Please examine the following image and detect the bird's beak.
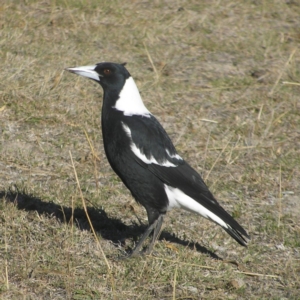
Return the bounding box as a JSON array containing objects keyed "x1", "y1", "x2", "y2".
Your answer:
[{"x1": 65, "y1": 65, "x2": 100, "y2": 81}]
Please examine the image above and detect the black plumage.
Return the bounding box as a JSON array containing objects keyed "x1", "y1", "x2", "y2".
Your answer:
[{"x1": 66, "y1": 62, "x2": 250, "y2": 256}]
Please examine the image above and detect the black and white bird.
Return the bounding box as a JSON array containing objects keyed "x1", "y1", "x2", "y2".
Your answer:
[{"x1": 66, "y1": 62, "x2": 250, "y2": 256}]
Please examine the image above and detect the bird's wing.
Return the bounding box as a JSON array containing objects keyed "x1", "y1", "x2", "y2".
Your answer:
[
  {"x1": 122, "y1": 115, "x2": 250, "y2": 245},
  {"x1": 122, "y1": 115, "x2": 215, "y2": 201},
  {"x1": 121, "y1": 115, "x2": 183, "y2": 168}
]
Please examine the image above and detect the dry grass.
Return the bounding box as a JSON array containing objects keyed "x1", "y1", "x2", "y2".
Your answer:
[{"x1": 1, "y1": 0, "x2": 300, "y2": 299}]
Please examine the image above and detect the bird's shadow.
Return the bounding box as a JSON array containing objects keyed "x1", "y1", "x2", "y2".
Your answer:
[{"x1": 0, "y1": 188, "x2": 221, "y2": 260}]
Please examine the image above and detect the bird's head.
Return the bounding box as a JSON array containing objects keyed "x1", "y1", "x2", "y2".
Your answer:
[
  {"x1": 66, "y1": 61, "x2": 150, "y2": 116},
  {"x1": 66, "y1": 62, "x2": 129, "y2": 90}
]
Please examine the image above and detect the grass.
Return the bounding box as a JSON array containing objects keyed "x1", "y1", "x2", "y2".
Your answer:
[{"x1": 1, "y1": 0, "x2": 300, "y2": 299}]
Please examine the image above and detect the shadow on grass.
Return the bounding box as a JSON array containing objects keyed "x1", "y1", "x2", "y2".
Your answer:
[{"x1": 0, "y1": 188, "x2": 220, "y2": 260}]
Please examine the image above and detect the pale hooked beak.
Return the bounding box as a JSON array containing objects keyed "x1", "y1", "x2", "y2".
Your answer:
[{"x1": 65, "y1": 65, "x2": 100, "y2": 81}]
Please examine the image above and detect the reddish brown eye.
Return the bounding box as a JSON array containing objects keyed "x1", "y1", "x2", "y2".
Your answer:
[{"x1": 103, "y1": 69, "x2": 111, "y2": 75}]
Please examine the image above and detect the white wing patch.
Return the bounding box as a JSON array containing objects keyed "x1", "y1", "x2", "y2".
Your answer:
[
  {"x1": 122, "y1": 123, "x2": 178, "y2": 167},
  {"x1": 166, "y1": 149, "x2": 182, "y2": 161},
  {"x1": 164, "y1": 184, "x2": 228, "y2": 229},
  {"x1": 114, "y1": 77, "x2": 151, "y2": 117}
]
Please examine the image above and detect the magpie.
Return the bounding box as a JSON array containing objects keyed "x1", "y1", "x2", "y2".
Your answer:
[{"x1": 66, "y1": 62, "x2": 250, "y2": 256}]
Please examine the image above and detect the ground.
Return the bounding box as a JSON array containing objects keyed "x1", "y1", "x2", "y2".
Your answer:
[{"x1": 0, "y1": 0, "x2": 300, "y2": 299}]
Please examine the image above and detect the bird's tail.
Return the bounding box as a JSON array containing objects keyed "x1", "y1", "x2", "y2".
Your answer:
[
  {"x1": 206, "y1": 201, "x2": 250, "y2": 246},
  {"x1": 221, "y1": 221, "x2": 250, "y2": 246}
]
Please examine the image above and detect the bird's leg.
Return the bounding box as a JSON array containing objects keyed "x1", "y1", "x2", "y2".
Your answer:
[
  {"x1": 129, "y1": 213, "x2": 164, "y2": 257},
  {"x1": 128, "y1": 220, "x2": 157, "y2": 257},
  {"x1": 145, "y1": 214, "x2": 164, "y2": 255}
]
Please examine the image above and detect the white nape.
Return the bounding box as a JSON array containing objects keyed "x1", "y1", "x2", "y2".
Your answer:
[
  {"x1": 114, "y1": 77, "x2": 151, "y2": 116},
  {"x1": 164, "y1": 184, "x2": 229, "y2": 228},
  {"x1": 122, "y1": 123, "x2": 178, "y2": 167},
  {"x1": 66, "y1": 65, "x2": 100, "y2": 81}
]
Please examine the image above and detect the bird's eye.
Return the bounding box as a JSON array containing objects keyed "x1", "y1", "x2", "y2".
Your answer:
[{"x1": 103, "y1": 69, "x2": 112, "y2": 75}]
